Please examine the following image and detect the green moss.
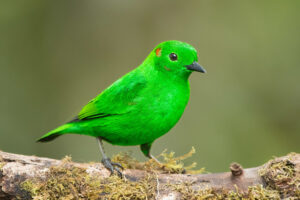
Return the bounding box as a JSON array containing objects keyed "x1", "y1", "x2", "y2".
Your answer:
[
  {"x1": 21, "y1": 164, "x2": 159, "y2": 200},
  {"x1": 100, "y1": 174, "x2": 157, "y2": 199},
  {"x1": 0, "y1": 163, "x2": 5, "y2": 170},
  {"x1": 259, "y1": 153, "x2": 300, "y2": 198},
  {"x1": 20, "y1": 154, "x2": 159, "y2": 199},
  {"x1": 21, "y1": 165, "x2": 97, "y2": 199},
  {"x1": 247, "y1": 185, "x2": 280, "y2": 199},
  {"x1": 112, "y1": 147, "x2": 205, "y2": 174},
  {"x1": 168, "y1": 183, "x2": 280, "y2": 199},
  {"x1": 0, "y1": 155, "x2": 5, "y2": 170}
]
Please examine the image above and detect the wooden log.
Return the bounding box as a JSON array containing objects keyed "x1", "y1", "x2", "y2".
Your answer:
[{"x1": 0, "y1": 151, "x2": 299, "y2": 199}]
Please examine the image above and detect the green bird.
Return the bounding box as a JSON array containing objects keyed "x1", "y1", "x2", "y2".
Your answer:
[{"x1": 38, "y1": 40, "x2": 206, "y2": 176}]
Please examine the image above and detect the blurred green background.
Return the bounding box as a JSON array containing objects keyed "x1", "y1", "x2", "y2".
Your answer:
[{"x1": 0, "y1": 0, "x2": 299, "y2": 172}]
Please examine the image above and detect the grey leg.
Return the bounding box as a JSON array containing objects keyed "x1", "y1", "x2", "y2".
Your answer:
[
  {"x1": 97, "y1": 137, "x2": 108, "y2": 159},
  {"x1": 97, "y1": 137, "x2": 123, "y2": 177}
]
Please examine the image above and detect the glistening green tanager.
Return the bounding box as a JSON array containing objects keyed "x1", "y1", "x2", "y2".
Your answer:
[{"x1": 38, "y1": 40, "x2": 206, "y2": 176}]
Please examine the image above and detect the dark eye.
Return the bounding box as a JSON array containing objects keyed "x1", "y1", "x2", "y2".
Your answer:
[{"x1": 169, "y1": 53, "x2": 178, "y2": 61}]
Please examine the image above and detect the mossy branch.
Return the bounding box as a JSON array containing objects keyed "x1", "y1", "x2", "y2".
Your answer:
[{"x1": 0, "y1": 150, "x2": 299, "y2": 199}]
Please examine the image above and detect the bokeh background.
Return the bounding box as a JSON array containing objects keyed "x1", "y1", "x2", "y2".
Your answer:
[{"x1": 1, "y1": 0, "x2": 299, "y2": 172}]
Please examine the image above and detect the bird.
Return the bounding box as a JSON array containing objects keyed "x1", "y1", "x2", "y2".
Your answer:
[{"x1": 38, "y1": 40, "x2": 206, "y2": 176}]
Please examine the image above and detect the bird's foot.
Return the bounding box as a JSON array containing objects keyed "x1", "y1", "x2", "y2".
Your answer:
[
  {"x1": 150, "y1": 155, "x2": 186, "y2": 174},
  {"x1": 150, "y1": 154, "x2": 162, "y2": 165},
  {"x1": 101, "y1": 157, "x2": 124, "y2": 178}
]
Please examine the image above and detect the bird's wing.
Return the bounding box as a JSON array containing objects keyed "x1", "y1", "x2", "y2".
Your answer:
[{"x1": 77, "y1": 71, "x2": 146, "y2": 121}]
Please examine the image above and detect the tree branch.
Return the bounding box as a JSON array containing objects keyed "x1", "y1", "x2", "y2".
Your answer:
[{"x1": 0, "y1": 151, "x2": 299, "y2": 199}]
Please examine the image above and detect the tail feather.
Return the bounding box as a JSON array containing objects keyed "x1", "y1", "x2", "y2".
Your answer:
[
  {"x1": 37, "y1": 133, "x2": 61, "y2": 142},
  {"x1": 37, "y1": 124, "x2": 73, "y2": 142}
]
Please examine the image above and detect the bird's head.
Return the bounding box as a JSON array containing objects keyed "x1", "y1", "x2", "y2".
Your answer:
[{"x1": 149, "y1": 40, "x2": 206, "y2": 79}]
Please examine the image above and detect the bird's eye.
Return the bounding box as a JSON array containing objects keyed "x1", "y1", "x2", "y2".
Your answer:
[{"x1": 169, "y1": 53, "x2": 178, "y2": 61}]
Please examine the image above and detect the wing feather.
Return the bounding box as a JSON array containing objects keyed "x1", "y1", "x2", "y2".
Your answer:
[{"x1": 77, "y1": 71, "x2": 146, "y2": 120}]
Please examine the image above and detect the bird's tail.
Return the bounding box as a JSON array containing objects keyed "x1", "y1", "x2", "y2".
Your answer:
[{"x1": 37, "y1": 123, "x2": 73, "y2": 142}]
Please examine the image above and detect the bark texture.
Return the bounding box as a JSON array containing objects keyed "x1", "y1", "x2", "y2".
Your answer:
[{"x1": 0, "y1": 151, "x2": 299, "y2": 199}]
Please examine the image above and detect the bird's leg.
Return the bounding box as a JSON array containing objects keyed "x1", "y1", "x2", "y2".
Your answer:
[
  {"x1": 97, "y1": 137, "x2": 123, "y2": 177},
  {"x1": 140, "y1": 142, "x2": 161, "y2": 165}
]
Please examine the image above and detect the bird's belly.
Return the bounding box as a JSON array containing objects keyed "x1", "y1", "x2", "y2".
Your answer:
[{"x1": 91, "y1": 97, "x2": 188, "y2": 146}]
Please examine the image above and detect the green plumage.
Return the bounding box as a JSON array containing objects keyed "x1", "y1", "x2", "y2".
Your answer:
[{"x1": 38, "y1": 40, "x2": 205, "y2": 158}]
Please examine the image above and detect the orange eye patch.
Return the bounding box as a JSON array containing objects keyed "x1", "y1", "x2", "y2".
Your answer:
[{"x1": 155, "y1": 48, "x2": 161, "y2": 57}]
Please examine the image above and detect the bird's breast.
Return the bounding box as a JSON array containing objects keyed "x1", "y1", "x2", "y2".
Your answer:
[{"x1": 133, "y1": 82, "x2": 190, "y2": 138}]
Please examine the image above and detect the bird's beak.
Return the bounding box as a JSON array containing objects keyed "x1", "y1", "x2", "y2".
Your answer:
[{"x1": 186, "y1": 62, "x2": 206, "y2": 73}]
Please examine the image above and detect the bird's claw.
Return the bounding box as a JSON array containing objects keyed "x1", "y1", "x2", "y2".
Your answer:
[
  {"x1": 101, "y1": 158, "x2": 123, "y2": 178},
  {"x1": 110, "y1": 161, "x2": 124, "y2": 170}
]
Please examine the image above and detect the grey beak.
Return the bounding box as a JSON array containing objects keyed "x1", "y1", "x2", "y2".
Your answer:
[{"x1": 186, "y1": 62, "x2": 206, "y2": 73}]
